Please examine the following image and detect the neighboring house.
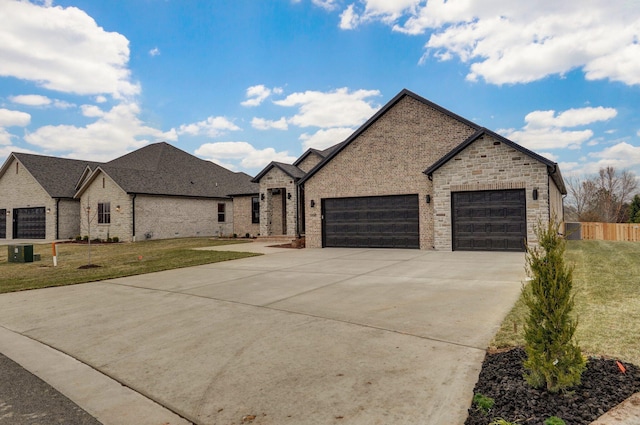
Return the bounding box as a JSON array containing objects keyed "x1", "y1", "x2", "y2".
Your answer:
[
  {"x1": 254, "y1": 89, "x2": 565, "y2": 252},
  {"x1": 0, "y1": 153, "x2": 100, "y2": 240},
  {"x1": 74, "y1": 142, "x2": 258, "y2": 242}
]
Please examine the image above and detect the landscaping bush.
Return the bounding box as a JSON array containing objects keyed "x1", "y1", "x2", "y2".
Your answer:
[
  {"x1": 522, "y1": 220, "x2": 585, "y2": 392},
  {"x1": 112, "y1": 236, "x2": 119, "y2": 243}
]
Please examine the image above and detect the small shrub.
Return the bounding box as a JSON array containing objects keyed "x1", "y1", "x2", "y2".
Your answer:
[
  {"x1": 245, "y1": 233, "x2": 250, "y2": 238},
  {"x1": 107, "y1": 237, "x2": 113, "y2": 243},
  {"x1": 523, "y1": 220, "x2": 586, "y2": 392},
  {"x1": 544, "y1": 417, "x2": 566, "y2": 425},
  {"x1": 233, "y1": 233, "x2": 237, "y2": 238},
  {"x1": 112, "y1": 236, "x2": 119, "y2": 243},
  {"x1": 75, "y1": 235, "x2": 82, "y2": 241},
  {"x1": 82, "y1": 235, "x2": 89, "y2": 241},
  {"x1": 473, "y1": 393, "x2": 495, "y2": 415}
]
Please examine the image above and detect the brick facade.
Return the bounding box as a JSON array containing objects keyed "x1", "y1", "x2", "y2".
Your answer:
[
  {"x1": 231, "y1": 195, "x2": 259, "y2": 237},
  {"x1": 296, "y1": 152, "x2": 323, "y2": 173},
  {"x1": 303, "y1": 95, "x2": 477, "y2": 249},
  {"x1": 258, "y1": 167, "x2": 298, "y2": 237},
  {"x1": 79, "y1": 170, "x2": 234, "y2": 241},
  {"x1": 431, "y1": 134, "x2": 555, "y2": 250},
  {"x1": 0, "y1": 157, "x2": 56, "y2": 240}
]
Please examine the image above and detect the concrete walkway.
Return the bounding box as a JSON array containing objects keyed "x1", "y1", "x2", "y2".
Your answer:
[{"x1": 0, "y1": 244, "x2": 527, "y2": 424}]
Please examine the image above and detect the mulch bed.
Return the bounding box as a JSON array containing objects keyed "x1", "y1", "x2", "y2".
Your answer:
[{"x1": 465, "y1": 348, "x2": 640, "y2": 425}]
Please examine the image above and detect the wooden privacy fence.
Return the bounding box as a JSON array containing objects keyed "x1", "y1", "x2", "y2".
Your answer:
[{"x1": 566, "y1": 222, "x2": 640, "y2": 242}]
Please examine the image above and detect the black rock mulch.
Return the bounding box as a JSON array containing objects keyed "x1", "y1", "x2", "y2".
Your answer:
[{"x1": 465, "y1": 348, "x2": 640, "y2": 425}]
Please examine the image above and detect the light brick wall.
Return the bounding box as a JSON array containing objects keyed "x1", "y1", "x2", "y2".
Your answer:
[
  {"x1": 135, "y1": 195, "x2": 233, "y2": 240},
  {"x1": 297, "y1": 153, "x2": 323, "y2": 173},
  {"x1": 432, "y1": 134, "x2": 551, "y2": 250},
  {"x1": 232, "y1": 195, "x2": 259, "y2": 237},
  {"x1": 57, "y1": 199, "x2": 81, "y2": 240},
  {"x1": 258, "y1": 167, "x2": 298, "y2": 237},
  {"x1": 79, "y1": 171, "x2": 133, "y2": 241},
  {"x1": 549, "y1": 177, "x2": 564, "y2": 223},
  {"x1": 303, "y1": 95, "x2": 477, "y2": 249},
  {"x1": 0, "y1": 157, "x2": 55, "y2": 240}
]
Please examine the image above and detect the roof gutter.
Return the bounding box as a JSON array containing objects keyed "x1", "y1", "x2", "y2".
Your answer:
[
  {"x1": 55, "y1": 198, "x2": 60, "y2": 240},
  {"x1": 132, "y1": 194, "x2": 136, "y2": 242}
]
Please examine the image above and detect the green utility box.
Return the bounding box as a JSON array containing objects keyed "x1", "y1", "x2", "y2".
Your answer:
[{"x1": 8, "y1": 244, "x2": 34, "y2": 263}]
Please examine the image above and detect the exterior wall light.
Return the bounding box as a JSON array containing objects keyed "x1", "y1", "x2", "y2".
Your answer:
[
  {"x1": 426, "y1": 195, "x2": 431, "y2": 204},
  {"x1": 261, "y1": 193, "x2": 265, "y2": 201},
  {"x1": 116, "y1": 205, "x2": 121, "y2": 212},
  {"x1": 46, "y1": 208, "x2": 51, "y2": 214},
  {"x1": 532, "y1": 188, "x2": 538, "y2": 200},
  {"x1": 310, "y1": 200, "x2": 316, "y2": 208},
  {"x1": 287, "y1": 192, "x2": 292, "y2": 200},
  {"x1": 6, "y1": 210, "x2": 10, "y2": 216}
]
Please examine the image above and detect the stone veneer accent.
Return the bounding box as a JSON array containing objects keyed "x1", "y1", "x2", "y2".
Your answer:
[
  {"x1": 0, "y1": 157, "x2": 56, "y2": 240},
  {"x1": 303, "y1": 95, "x2": 477, "y2": 249},
  {"x1": 232, "y1": 195, "x2": 260, "y2": 237},
  {"x1": 432, "y1": 134, "x2": 558, "y2": 250},
  {"x1": 258, "y1": 167, "x2": 298, "y2": 237}
]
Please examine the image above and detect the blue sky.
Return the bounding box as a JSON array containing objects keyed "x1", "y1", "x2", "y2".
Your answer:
[{"x1": 1, "y1": 0, "x2": 639, "y2": 181}]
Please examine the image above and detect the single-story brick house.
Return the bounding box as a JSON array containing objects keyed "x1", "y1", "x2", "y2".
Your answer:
[
  {"x1": 0, "y1": 143, "x2": 258, "y2": 242},
  {"x1": 254, "y1": 89, "x2": 565, "y2": 251},
  {"x1": 74, "y1": 142, "x2": 258, "y2": 241},
  {"x1": 0, "y1": 153, "x2": 100, "y2": 240}
]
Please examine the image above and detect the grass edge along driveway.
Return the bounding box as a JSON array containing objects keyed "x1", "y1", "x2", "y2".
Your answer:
[
  {"x1": 0, "y1": 238, "x2": 260, "y2": 294},
  {"x1": 491, "y1": 240, "x2": 640, "y2": 366}
]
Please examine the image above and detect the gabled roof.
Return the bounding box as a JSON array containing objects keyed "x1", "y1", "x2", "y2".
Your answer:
[
  {"x1": 298, "y1": 89, "x2": 480, "y2": 185},
  {"x1": 424, "y1": 128, "x2": 567, "y2": 194},
  {"x1": 293, "y1": 148, "x2": 324, "y2": 167},
  {"x1": 251, "y1": 161, "x2": 306, "y2": 183},
  {"x1": 0, "y1": 152, "x2": 101, "y2": 198},
  {"x1": 76, "y1": 142, "x2": 258, "y2": 198}
]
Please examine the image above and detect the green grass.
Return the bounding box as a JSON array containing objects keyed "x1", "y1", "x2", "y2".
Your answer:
[
  {"x1": 491, "y1": 240, "x2": 640, "y2": 365},
  {"x1": 0, "y1": 238, "x2": 259, "y2": 293}
]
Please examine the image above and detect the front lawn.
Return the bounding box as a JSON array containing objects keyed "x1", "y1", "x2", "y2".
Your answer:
[
  {"x1": 0, "y1": 238, "x2": 259, "y2": 293},
  {"x1": 491, "y1": 240, "x2": 640, "y2": 365}
]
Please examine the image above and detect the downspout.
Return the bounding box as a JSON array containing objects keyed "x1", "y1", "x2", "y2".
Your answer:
[
  {"x1": 55, "y1": 198, "x2": 60, "y2": 240},
  {"x1": 295, "y1": 182, "x2": 299, "y2": 237},
  {"x1": 132, "y1": 194, "x2": 136, "y2": 242}
]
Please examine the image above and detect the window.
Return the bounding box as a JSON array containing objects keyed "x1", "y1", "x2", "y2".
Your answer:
[
  {"x1": 98, "y1": 202, "x2": 111, "y2": 224},
  {"x1": 218, "y1": 203, "x2": 225, "y2": 222},
  {"x1": 252, "y1": 196, "x2": 260, "y2": 224}
]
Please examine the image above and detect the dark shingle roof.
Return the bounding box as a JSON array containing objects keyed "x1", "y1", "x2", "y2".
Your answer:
[
  {"x1": 7, "y1": 153, "x2": 101, "y2": 198},
  {"x1": 251, "y1": 161, "x2": 306, "y2": 183},
  {"x1": 80, "y1": 142, "x2": 257, "y2": 198}
]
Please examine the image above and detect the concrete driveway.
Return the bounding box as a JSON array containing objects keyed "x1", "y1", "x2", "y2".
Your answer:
[{"x1": 0, "y1": 244, "x2": 525, "y2": 425}]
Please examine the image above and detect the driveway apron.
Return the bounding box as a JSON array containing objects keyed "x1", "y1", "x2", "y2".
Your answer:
[{"x1": 0, "y1": 246, "x2": 525, "y2": 425}]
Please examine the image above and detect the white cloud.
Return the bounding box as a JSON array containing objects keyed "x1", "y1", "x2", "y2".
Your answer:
[
  {"x1": 149, "y1": 47, "x2": 160, "y2": 57},
  {"x1": 274, "y1": 87, "x2": 380, "y2": 128},
  {"x1": 251, "y1": 117, "x2": 289, "y2": 131},
  {"x1": 95, "y1": 95, "x2": 107, "y2": 104},
  {"x1": 241, "y1": 85, "x2": 283, "y2": 107},
  {"x1": 586, "y1": 142, "x2": 640, "y2": 172},
  {"x1": 335, "y1": 1, "x2": 640, "y2": 86},
  {"x1": 9, "y1": 94, "x2": 75, "y2": 109},
  {"x1": 339, "y1": 4, "x2": 359, "y2": 29},
  {"x1": 23, "y1": 102, "x2": 176, "y2": 161},
  {"x1": 195, "y1": 141, "x2": 297, "y2": 170},
  {"x1": 0, "y1": 1, "x2": 139, "y2": 98},
  {"x1": 9, "y1": 94, "x2": 51, "y2": 106},
  {"x1": 0, "y1": 128, "x2": 14, "y2": 145},
  {"x1": 80, "y1": 104, "x2": 104, "y2": 118},
  {"x1": 501, "y1": 106, "x2": 618, "y2": 150},
  {"x1": 312, "y1": 0, "x2": 339, "y2": 11},
  {"x1": 300, "y1": 127, "x2": 354, "y2": 150},
  {"x1": 0, "y1": 109, "x2": 31, "y2": 127},
  {"x1": 178, "y1": 116, "x2": 241, "y2": 138}
]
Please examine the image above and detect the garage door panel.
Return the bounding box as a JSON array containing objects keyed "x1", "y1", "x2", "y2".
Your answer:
[
  {"x1": 13, "y1": 207, "x2": 46, "y2": 239},
  {"x1": 323, "y1": 194, "x2": 420, "y2": 249},
  {"x1": 452, "y1": 190, "x2": 526, "y2": 252}
]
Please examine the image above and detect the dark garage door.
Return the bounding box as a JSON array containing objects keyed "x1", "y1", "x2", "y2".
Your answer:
[
  {"x1": 452, "y1": 190, "x2": 526, "y2": 252},
  {"x1": 13, "y1": 207, "x2": 46, "y2": 239},
  {"x1": 322, "y1": 194, "x2": 420, "y2": 249}
]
